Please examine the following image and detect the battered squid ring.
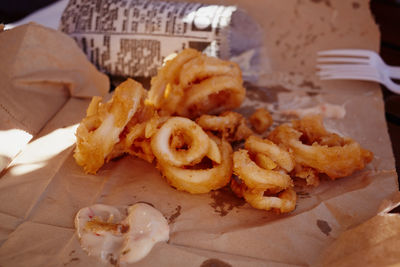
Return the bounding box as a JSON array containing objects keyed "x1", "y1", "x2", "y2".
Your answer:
[
  {"x1": 233, "y1": 149, "x2": 293, "y2": 190},
  {"x1": 244, "y1": 135, "x2": 295, "y2": 172},
  {"x1": 230, "y1": 177, "x2": 296, "y2": 213},
  {"x1": 178, "y1": 55, "x2": 242, "y2": 89},
  {"x1": 157, "y1": 137, "x2": 233, "y2": 194},
  {"x1": 292, "y1": 115, "x2": 345, "y2": 147},
  {"x1": 196, "y1": 111, "x2": 253, "y2": 142},
  {"x1": 292, "y1": 164, "x2": 320, "y2": 187},
  {"x1": 289, "y1": 138, "x2": 373, "y2": 179},
  {"x1": 106, "y1": 98, "x2": 159, "y2": 164},
  {"x1": 268, "y1": 116, "x2": 374, "y2": 179},
  {"x1": 148, "y1": 48, "x2": 201, "y2": 109},
  {"x1": 148, "y1": 48, "x2": 245, "y2": 118},
  {"x1": 249, "y1": 108, "x2": 273, "y2": 134},
  {"x1": 176, "y1": 75, "x2": 246, "y2": 118},
  {"x1": 242, "y1": 187, "x2": 297, "y2": 213},
  {"x1": 109, "y1": 122, "x2": 155, "y2": 163},
  {"x1": 74, "y1": 79, "x2": 146, "y2": 174},
  {"x1": 150, "y1": 117, "x2": 210, "y2": 167}
]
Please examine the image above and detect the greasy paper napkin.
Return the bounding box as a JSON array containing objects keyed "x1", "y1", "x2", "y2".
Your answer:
[{"x1": 0, "y1": 0, "x2": 399, "y2": 266}]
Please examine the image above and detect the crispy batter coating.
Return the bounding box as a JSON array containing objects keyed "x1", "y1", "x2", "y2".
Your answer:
[
  {"x1": 157, "y1": 136, "x2": 233, "y2": 194},
  {"x1": 151, "y1": 117, "x2": 211, "y2": 167},
  {"x1": 148, "y1": 48, "x2": 245, "y2": 118},
  {"x1": 148, "y1": 48, "x2": 201, "y2": 111},
  {"x1": 233, "y1": 149, "x2": 293, "y2": 190},
  {"x1": 292, "y1": 164, "x2": 320, "y2": 187},
  {"x1": 196, "y1": 111, "x2": 253, "y2": 142},
  {"x1": 249, "y1": 108, "x2": 273, "y2": 134},
  {"x1": 243, "y1": 187, "x2": 297, "y2": 214},
  {"x1": 245, "y1": 135, "x2": 295, "y2": 173},
  {"x1": 107, "y1": 102, "x2": 157, "y2": 163},
  {"x1": 74, "y1": 79, "x2": 146, "y2": 174},
  {"x1": 268, "y1": 115, "x2": 373, "y2": 179}
]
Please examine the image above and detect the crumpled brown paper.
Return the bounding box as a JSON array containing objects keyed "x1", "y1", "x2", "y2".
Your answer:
[
  {"x1": 317, "y1": 192, "x2": 400, "y2": 267},
  {"x1": 0, "y1": 22, "x2": 109, "y2": 172},
  {"x1": 0, "y1": 0, "x2": 399, "y2": 266}
]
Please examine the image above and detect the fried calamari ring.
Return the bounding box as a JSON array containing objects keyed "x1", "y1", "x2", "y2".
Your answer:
[
  {"x1": 151, "y1": 117, "x2": 210, "y2": 167},
  {"x1": 145, "y1": 113, "x2": 170, "y2": 139},
  {"x1": 129, "y1": 138, "x2": 154, "y2": 163},
  {"x1": 196, "y1": 111, "x2": 253, "y2": 142},
  {"x1": 176, "y1": 75, "x2": 245, "y2": 118},
  {"x1": 291, "y1": 138, "x2": 373, "y2": 179},
  {"x1": 230, "y1": 176, "x2": 296, "y2": 213},
  {"x1": 206, "y1": 136, "x2": 222, "y2": 164},
  {"x1": 109, "y1": 123, "x2": 155, "y2": 163},
  {"x1": 148, "y1": 48, "x2": 245, "y2": 118},
  {"x1": 178, "y1": 54, "x2": 242, "y2": 89},
  {"x1": 244, "y1": 135, "x2": 295, "y2": 172},
  {"x1": 233, "y1": 137, "x2": 295, "y2": 213},
  {"x1": 268, "y1": 115, "x2": 373, "y2": 179},
  {"x1": 74, "y1": 79, "x2": 146, "y2": 174},
  {"x1": 233, "y1": 149, "x2": 293, "y2": 190},
  {"x1": 292, "y1": 164, "x2": 320, "y2": 187},
  {"x1": 243, "y1": 187, "x2": 297, "y2": 213},
  {"x1": 249, "y1": 108, "x2": 273, "y2": 134},
  {"x1": 148, "y1": 48, "x2": 201, "y2": 109},
  {"x1": 107, "y1": 100, "x2": 157, "y2": 163},
  {"x1": 230, "y1": 176, "x2": 247, "y2": 198},
  {"x1": 158, "y1": 137, "x2": 233, "y2": 194},
  {"x1": 254, "y1": 153, "x2": 278, "y2": 170},
  {"x1": 292, "y1": 115, "x2": 344, "y2": 146}
]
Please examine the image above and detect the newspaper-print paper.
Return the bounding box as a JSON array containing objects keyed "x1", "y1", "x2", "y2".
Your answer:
[{"x1": 60, "y1": 0, "x2": 262, "y2": 79}]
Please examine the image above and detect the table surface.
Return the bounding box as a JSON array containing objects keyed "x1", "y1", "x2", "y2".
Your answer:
[{"x1": 371, "y1": 0, "x2": 400, "y2": 185}]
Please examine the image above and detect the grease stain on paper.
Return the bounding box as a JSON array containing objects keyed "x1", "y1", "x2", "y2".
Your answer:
[
  {"x1": 296, "y1": 191, "x2": 311, "y2": 199},
  {"x1": 63, "y1": 250, "x2": 79, "y2": 266},
  {"x1": 299, "y1": 80, "x2": 321, "y2": 90},
  {"x1": 209, "y1": 187, "x2": 246, "y2": 216},
  {"x1": 168, "y1": 205, "x2": 182, "y2": 224},
  {"x1": 310, "y1": 0, "x2": 331, "y2": 7},
  {"x1": 316, "y1": 219, "x2": 332, "y2": 236},
  {"x1": 200, "y1": 258, "x2": 232, "y2": 267},
  {"x1": 63, "y1": 257, "x2": 80, "y2": 266},
  {"x1": 352, "y1": 2, "x2": 360, "y2": 9}
]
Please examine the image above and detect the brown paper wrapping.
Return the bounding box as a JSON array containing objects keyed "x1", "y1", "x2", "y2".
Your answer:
[
  {"x1": 318, "y1": 192, "x2": 400, "y2": 267},
  {"x1": 0, "y1": 23, "x2": 109, "y2": 172},
  {"x1": 0, "y1": 0, "x2": 399, "y2": 266}
]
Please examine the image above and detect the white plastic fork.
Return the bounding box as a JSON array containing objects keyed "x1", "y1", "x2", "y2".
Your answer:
[{"x1": 316, "y1": 49, "x2": 400, "y2": 94}]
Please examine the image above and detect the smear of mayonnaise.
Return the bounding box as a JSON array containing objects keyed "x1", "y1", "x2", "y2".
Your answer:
[{"x1": 75, "y1": 203, "x2": 169, "y2": 265}]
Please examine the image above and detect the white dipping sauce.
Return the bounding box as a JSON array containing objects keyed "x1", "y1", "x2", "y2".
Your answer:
[{"x1": 75, "y1": 203, "x2": 169, "y2": 265}]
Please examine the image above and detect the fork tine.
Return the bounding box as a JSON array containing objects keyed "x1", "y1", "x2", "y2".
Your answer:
[
  {"x1": 317, "y1": 57, "x2": 370, "y2": 64},
  {"x1": 317, "y1": 71, "x2": 380, "y2": 79},
  {"x1": 317, "y1": 64, "x2": 373, "y2": 70},
  {"x1": 317, "y1": 67, "x2": 380, "y2": 77},
  {"x1": 317, "y1": 49, "x2": 373, "y2": 57},
  {"x1": 317, "y1": 65, "x2": 380, "y2": 75},
  {"x1": 318, "y1": 74, "x2": 382, "y2": 83},
  {"x1": 317, "y1": 68, "x2": 381, "y2": 81},
  {"x1": 317, "y1": 65, "x2": 380, "y2": 77}
]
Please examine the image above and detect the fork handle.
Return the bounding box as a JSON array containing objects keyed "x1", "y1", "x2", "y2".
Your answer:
[{"x1": 388, "y1": 66, "x2": 400, "y2": 80}]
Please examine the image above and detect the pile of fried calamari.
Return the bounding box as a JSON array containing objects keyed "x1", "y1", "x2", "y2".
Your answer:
[{"x1": 74, "y1": 48, "x2": 373, "y2": 214}]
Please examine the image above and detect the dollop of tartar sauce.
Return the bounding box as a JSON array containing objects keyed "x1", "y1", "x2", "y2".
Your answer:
[{"x1": 75, "y1": 203, "x2": 169, "y2": 265}]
